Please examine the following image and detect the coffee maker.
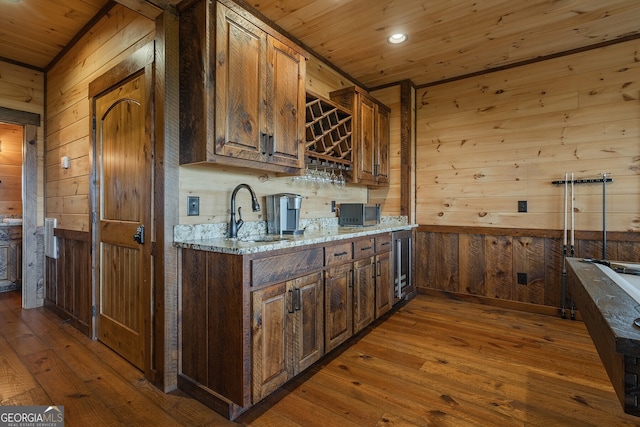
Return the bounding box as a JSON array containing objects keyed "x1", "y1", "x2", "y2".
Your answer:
[{"x1": 266, "y1": 193, "x2": 304, "y2": 235}]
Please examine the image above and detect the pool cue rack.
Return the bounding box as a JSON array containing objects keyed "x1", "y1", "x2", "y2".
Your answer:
[
  {"x1": 552, "y1": 173, "x2": 614, "y2": 319},
  {"x1": 552, "y1": 177, "x2": 613, "y2": 185}
]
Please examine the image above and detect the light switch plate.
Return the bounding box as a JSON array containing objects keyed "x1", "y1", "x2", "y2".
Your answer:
[{"x1": 187, "y1": 196, "x2": 199, "y2": 216}]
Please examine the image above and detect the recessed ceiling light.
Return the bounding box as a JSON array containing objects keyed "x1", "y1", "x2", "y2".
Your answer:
[{"x1": 388, "y1": 33, "x2": 407, "y2": 44}]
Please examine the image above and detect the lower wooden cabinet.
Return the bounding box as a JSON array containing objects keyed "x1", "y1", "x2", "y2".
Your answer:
[
  {"x1": 353, "y1": 257, "x2": 376, "y2": 334},
  {"x1": 251, "y1": 272, "x2": 324, "y2": 403},
  {"x1": 375, "y1": 251, "x2": 393, "y2": 318},
  {"x1": 324, "y1": 263, "x2": 353, "y2": 352},
  {"x1": 179, "y1": 230, "x2": 402, "y2": 420}
]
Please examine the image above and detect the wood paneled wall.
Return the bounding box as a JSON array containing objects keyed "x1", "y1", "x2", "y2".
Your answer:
[
  {"x1": 45, "y1": 229, "x2": 92, "y2": 336},
  {"x1": 45, "y1": 5, "x2": 155, "y2": 231},
  {"x1": 416, "y1": 40, "x2": 640, "y2": 232},
  {"x1": 416, "y1": 226, "x2": 640, "y2": 312},
  {"x1": 0, "y1": 61, "x2": 44, "y2": 224},
  {"x1": 0, "y1": 123, "x2": 23, "y2": 216}
]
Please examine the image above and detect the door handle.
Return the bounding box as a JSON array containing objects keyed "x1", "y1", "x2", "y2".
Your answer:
[{"x1": 133, "y1": 225, "x2": 145, "y2": 244}]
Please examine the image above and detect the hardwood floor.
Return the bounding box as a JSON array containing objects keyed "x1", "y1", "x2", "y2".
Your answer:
[{"x1": 2, "y1": 290, "x2": 639, "y2": 426}]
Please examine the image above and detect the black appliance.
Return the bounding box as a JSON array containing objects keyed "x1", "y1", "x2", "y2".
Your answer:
[
  {"x1": 393, "y1": 229, "x2": 415, "y2": 303},
  {"x1": 338, "y1": 203, "x2": 380, "y2": 226}
]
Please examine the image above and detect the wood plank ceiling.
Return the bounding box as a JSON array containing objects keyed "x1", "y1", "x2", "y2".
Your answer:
[{"x1": 1, "y1": 0, "x2": 640, "y2": 87}]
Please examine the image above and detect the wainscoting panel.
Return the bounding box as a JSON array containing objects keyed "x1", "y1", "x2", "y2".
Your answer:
[
  {"x1": 45, "y1": 229, "x2": 91, "y2": 336},
  {"x1": 416, "y1": 225, "x2": 640, "y2": 314}
]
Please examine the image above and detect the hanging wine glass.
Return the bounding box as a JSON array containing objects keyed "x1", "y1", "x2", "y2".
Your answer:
[{"x1": 330, "y1": 168, "x2": 338, "y2": 186}]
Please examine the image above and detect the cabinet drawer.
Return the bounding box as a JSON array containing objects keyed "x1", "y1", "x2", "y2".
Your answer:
[
  {"x1": 251, "y1": 248, "x2": 324, "y2": 287},
  {"x1": 354, "y1": 237, "x2": 375, "y2": 259},
  {"x1": 376, "y1": 233, "x2": 392, "y2": 252},
  {"x1": 325, "y1": 242, "x2": 352, "y2": 266}
]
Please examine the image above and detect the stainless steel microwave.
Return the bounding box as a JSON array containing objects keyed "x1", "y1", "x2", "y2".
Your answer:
[{"x1": 338, "y1": 203, "x2": 381, "y2": 226}]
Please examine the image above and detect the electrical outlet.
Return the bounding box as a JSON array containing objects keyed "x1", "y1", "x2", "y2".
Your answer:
[
  {"x1": 518, "y1": 200, "x2": 527, "y2": 213},
  {"x1": 187, "y1": 196, "x2": 199, "y2": 216},
  {"x1": 517, "y1": 272, "x2": 528, "y2": 285}
]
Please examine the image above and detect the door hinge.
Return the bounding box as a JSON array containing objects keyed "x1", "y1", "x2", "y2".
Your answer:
[
  {"x1": 92, "y1": 116, "x2": 96, "y2": 131},
  {"x1": 92, "y1": 305, "x2": 97, "y2": 317},
  {"x1": 92, "y1": 212, "x2": 97, "y2": 223}
]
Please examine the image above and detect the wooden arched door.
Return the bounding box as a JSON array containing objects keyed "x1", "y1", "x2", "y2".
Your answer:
[{"x1": 90, "y1": 45, "x2": 154, "y2": 370}]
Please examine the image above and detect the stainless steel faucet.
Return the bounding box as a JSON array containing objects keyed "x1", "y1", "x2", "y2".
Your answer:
[{"x1": 228, "y1": 183, "x2": 260, "y2": 238}]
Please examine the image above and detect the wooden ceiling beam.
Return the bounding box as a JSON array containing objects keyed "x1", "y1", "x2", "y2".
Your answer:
[{"x1": 114, "y1": 0, "x2": 163, "y2": 19}]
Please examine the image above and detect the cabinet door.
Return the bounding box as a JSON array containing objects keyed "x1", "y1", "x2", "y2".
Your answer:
[
  {"x1": 357, "y1": 95, "x2": 376, "y2": 184},
  {"x1": 375, "y1": 105, "x2": 390, "y2": 185},
  {"x1": 375, "y1": 251, "x2": 393, "y2": 318},
  {"x1": 292, "y1": 272, "x2": 324, "y2": 374},
  {"x1": 216, "y1": 5, "x2": 266, "y2": 162},
  {"x1": 252, "y1": 281, "x2": 291, "y2": 403},
  {"x1": 353, "y1": 257, "x2": 376, "y2": 333},
  {"x1": 324, "y1": 263, "x2": 353, "y2": 352},
  {"x1": 266, "y1": 36, "x2": 305, "y2": 169}
]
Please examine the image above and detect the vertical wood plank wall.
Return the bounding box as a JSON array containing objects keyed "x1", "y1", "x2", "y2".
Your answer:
[
  {"x1": 45, "y1": 5, "x2": 155, "y2": 232},
  {"x1": 415, "y1": 40, "x2": 640, "y2": 308},
  {"x1": 416, "y1": 226, "x2": 640, "y2": 311},
  {"x1": 45, "y1": 229, "x2": 91, "y2": 336},
  {"x1": 415, "y1": 40, "x2": 639, "y2": 231},
  {"x1": 0, "y1": 123, "x2": 23, "y2": 216},
  {"x1": 0, "y1": 62, "x2": 44, "y2": 224}
]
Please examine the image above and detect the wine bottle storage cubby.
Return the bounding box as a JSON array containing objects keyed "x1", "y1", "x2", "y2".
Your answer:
[{"x1": 305, "y1": 92, "x2": 353, "y2": 168}]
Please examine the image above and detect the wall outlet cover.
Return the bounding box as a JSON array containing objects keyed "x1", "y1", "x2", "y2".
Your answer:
[
  {"x1": 517, "y1": 272, "x2": 528, "y2": 285},
  {"x1": 518, "y1": 200, "x2": 527, "y2": 213}
]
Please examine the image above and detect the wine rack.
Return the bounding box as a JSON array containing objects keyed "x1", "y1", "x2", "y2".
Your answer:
[{"x1": 305, "y1": 92, "x2": 353, "y2": 168}]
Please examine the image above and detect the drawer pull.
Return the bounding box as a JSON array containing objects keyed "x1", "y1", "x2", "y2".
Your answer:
[
  {"x1": 380, "y1": 241, "x2": 390, "y2": 246},
  {"x1": 360, "y1": 246, "x2": 372, "y2": 251},
  {"x1": 334, "y1": 251, "x2": 348, "y2": 256}
]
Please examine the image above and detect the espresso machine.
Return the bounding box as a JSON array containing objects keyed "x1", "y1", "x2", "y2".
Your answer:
[{"x1": 266, "y1": 193, "x2": 304, "y2": 235}]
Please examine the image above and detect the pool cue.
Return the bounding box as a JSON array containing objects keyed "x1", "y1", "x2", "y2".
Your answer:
[
  {"x1": 561, "y1": 172, "x2": 568, "y2": 319},
  {"x1": 570, "y1": 172, "x2": 576, "y2": 320},
  {"x1": 602, "y1": 172, "x2": 607, "y2": 260}
]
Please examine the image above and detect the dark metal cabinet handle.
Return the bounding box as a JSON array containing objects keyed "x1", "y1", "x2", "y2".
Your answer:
[
  {"x1": 334, "y1": 251, "x2": 348, "y2": 257},
  {"x1": 295, "y1": 288, "x2": 302, "y2": 311},
  {"x1": 288, "y1": 289, "x2": 295, "y2": 313},
  {"x1": 261, "y1": 133, "x2": 268, "y2": 155},
  {"x1": 360, "y1": 246, "x2": 372, "y2": 251}
]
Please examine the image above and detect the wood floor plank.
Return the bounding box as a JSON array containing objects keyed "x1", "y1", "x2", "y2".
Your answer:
[
  {"x1": 3, "y1": 290, "x2": 640, "y2": 426},
  {"x1": 0, "y1": 335, "x2": 40, "y2": 401},
  {"x1": 24, "y1": 348, "x2": 125, "y2": 426}
]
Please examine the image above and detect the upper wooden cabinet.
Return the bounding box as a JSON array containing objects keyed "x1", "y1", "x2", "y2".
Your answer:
[
  {"x1": 179, "y1": 0, "x2": 307, "y2": 173},
  {"x1": 330, "y1": 86, "x2": 390, "y2": 186}
]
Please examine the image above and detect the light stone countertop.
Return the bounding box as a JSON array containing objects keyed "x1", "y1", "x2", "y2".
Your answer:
[{"x1": 174, "y1": 217, "x2": 415, "y2": 255}]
